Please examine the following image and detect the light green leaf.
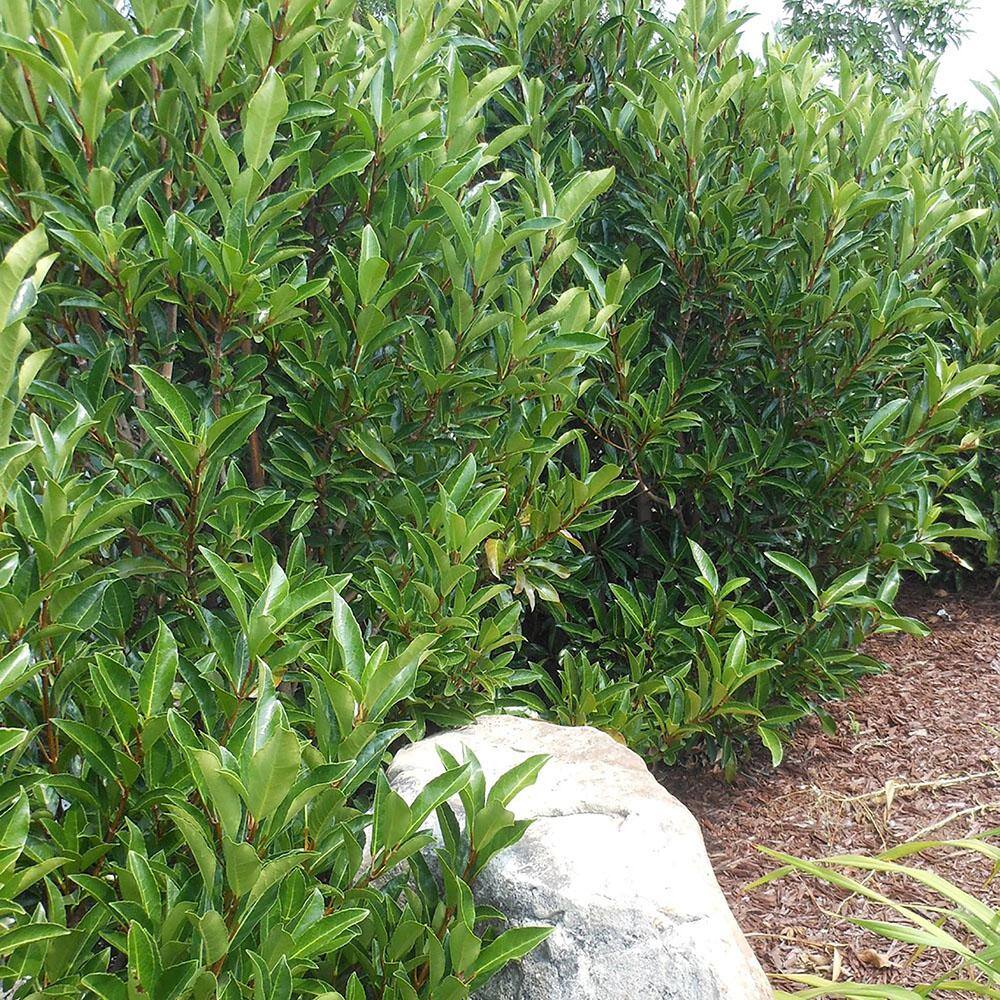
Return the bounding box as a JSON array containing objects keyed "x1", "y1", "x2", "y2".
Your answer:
[
  {"x1": 138, "y1": 619, "x2": 178, "y2": 718},
  {"x1": 288, "y1": 909, "x2": 368, "y2": 960},
  {"x1": 350, "y1": 428, "x2": 395, "y2": 473},
  {"x1": 133, "y1": 365, "x2": 192, "y2": 439},
  {"x1": 331, "y1": 592, "x2": 365, "y2": 682},
  {"x1": 765, "y1": 551, "x2": 818, "y2": 597},
  {"x1": 199, "y1": 548, "x2": 249, "y2": 634},
  {"x1": 223, "y1": 837, "x2": 262, "y2": 897},
  {"x1": 688, "y1": 539, "x2": 719, "y2": 594},
  {"x1": 246, "y1": 728, "x2": 301, "y2": 821},
  {"x1": 243, "y1": 67, "x2": 288, "y2": 170},
  {"x1": 554, "y1": 168, "x2": 615, "y2": 228},
  {"x1": 0, "y1": 922, "x2": 70, "y2": 955},
  {"x1": 757, "y1": 726, "x2": 784, "y2": 767},
  {"x1": 166, "y1": 806, "x2": 217, "y2": 888},
  {"x1": 315, "y1": 148, "x2": 374, "y2": 186},
  {"x1": 468, "y1": 926, "x2": 552, "y2": 987},
  {"x1": 820, "y1": 566, "x2": 868, "y2": 607},
  {"x1": 105, "y1": 29, "x2": 184, "y2": 85}
]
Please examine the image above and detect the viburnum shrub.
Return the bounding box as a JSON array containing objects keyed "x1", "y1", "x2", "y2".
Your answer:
[
  {"x1": 0, "y1": 0, "x2": 997, "y2": 992},
  {"x1": 931, "y1": 80, "x2": 1000, "y2": 571},
  {"x1": 0, "y1": 243, "x2": 552, "y2": 997},
  {"x1": 503, "y1": 2, "x2": 1000, "y2": 770}
]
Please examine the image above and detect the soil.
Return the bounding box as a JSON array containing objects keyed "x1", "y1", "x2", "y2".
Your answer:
[{"x1": 660, "y1": 583, "x2": 1000, "y2": 993}]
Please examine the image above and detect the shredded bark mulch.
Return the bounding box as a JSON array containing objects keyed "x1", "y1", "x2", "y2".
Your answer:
[{"x1": 660, "y1": 583, "x2": 1000, "y2": 992}]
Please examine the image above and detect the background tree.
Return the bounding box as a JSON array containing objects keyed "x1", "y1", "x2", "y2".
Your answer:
[{"x1": 782, "y1": 0, "x2": 971, "y2": 82}]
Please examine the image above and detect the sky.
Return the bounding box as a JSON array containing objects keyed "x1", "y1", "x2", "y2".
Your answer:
[{"x1": 666, "y1": 1, "x2": 999, "y2": 108}]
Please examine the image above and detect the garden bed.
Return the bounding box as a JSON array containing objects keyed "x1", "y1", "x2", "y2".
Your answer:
[{"x1": 661, "y1": 583, "x2": 1000, "y2": 990}]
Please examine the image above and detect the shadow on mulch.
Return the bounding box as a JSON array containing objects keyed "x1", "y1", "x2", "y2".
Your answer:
[{"x1": 659, "y1": 583, "x2": 1000, "y2": 992}]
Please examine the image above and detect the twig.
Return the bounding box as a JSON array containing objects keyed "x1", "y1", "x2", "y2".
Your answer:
[{"x1": 908, "y1": 803, "x2": 1000, "y2": 842}]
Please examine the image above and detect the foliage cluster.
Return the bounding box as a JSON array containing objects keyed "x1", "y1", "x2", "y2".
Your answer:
[
  {"x1": 0, "y1": 233, "x2": 551, "y2": 996},
  {"x1": 512, "y1": 2, "x2": 999, "y2": 767},
  {"x1": 0, "y1": 0, "x2": 996, "y2": 994}
]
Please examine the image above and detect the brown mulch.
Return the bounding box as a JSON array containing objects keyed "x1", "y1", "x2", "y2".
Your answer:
[{"x1": 660, "y1": 583, "x2": 1000, "y2": 992}]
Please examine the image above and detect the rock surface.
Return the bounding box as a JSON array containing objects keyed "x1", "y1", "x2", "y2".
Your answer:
[{"x1": 388, "y1": 714, "x2": 771, "y2": 1000}]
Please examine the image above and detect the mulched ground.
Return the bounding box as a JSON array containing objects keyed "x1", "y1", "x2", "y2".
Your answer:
[{"x1": 660, "y1": 583, "x2": 1000, "y2": 992}]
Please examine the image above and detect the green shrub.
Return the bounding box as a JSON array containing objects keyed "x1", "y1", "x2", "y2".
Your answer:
[
  {"x1": 0, "y1": 226, "x2": 552, "y2": 996},
  {"x1": 0, "y1": 0, "x2": 589, "y2": 992},
  {"x1": 932, "y1": 89, "x2": 1000, "y2": 572},
  {"x1": 0, "y1": 0, "x2": 997, "y2": 991},
  {"x1": 756, "y1": 836, "x2": 1000, "y2": 997},
  {"x1": 504, "y1": 1, "x2": 1000, "y2": 771}
]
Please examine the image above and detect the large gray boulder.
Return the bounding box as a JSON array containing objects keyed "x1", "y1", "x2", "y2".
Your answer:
[{"x1": 388, "y1": 715, "x2": 770, "y2": 1000}]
